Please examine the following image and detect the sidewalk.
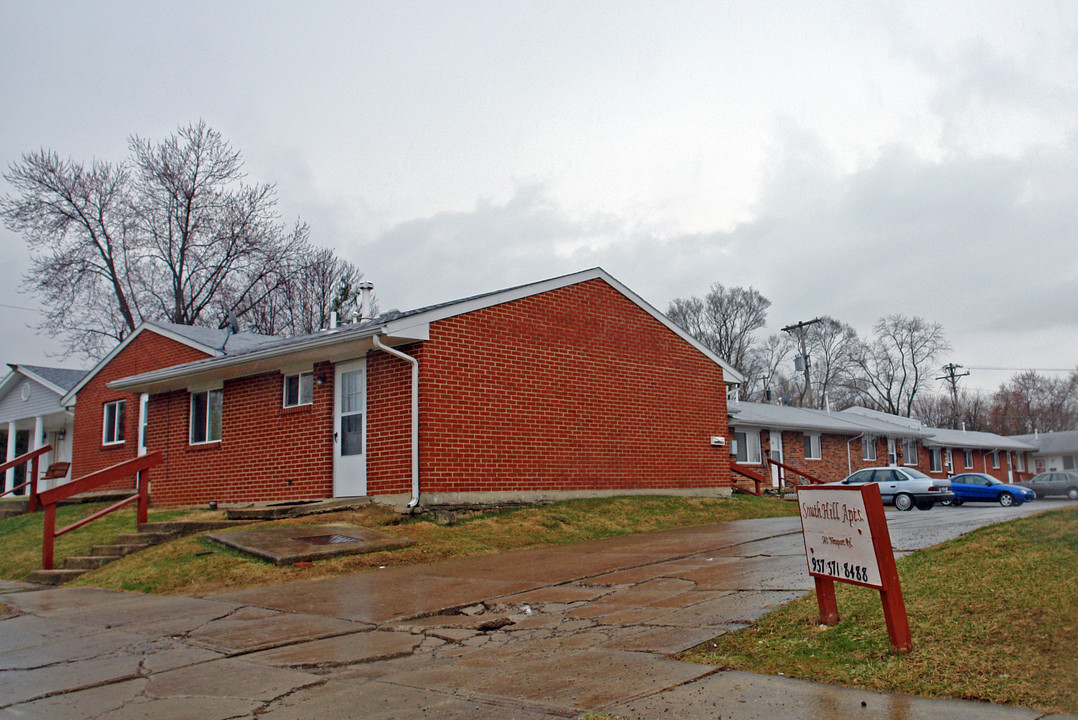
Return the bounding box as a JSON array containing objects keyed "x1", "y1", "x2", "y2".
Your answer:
[{"x1": 1, "y1": 507, "x2": 1072, "y2": 719}]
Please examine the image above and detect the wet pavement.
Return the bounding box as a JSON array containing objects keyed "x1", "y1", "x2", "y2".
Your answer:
[{"x1": 1, "y1": 499, "x2": 1074, "y2": 719}]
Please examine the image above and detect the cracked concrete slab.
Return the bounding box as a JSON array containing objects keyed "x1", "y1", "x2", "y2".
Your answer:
[
  {"x1": 144, "y1": 656, "x2": 320, "y2": 702},
  {"x1": 244, "y1": 630, "x2": 423, "y2": 670},
  {"x1": 206, "y1": 522, "x2": 413, "y2": 566},
  {"x1": 184, "y1": 605, "x2": 372, "y2": 655},
  {"x1": 607, "y1": 669, "x2": 1051, "y2": 720},
  {"x1": 257, "y1": 677, "x2": 570, "y2": 720}
]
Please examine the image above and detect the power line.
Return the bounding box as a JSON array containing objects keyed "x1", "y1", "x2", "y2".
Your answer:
[
  {"x1": 965, "y1": 366, "x2": 1073, "y2": 372},
  {"x1": 0, "y1": 301, "x2": 40, "y2": 312}
]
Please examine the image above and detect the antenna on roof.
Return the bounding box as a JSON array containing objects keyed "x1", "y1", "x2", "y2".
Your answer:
[{"x1": 219, "y1": 310, "x2": 241, "y2": 353}]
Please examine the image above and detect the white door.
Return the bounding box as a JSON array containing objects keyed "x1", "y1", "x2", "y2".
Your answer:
[
  {"x1": 333, "y1": 359, "x2": 367, "y2": 497},
  {"x1": 769, "y1": 430, "x2": 784, "y2": 488}
]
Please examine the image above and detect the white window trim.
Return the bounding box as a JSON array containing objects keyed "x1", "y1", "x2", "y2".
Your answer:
[
  {"x1": 190, "y1": 389, "x2": 223, "y2": 445},
  {"x1": 964, "y1": 449, "x2": 974, "y2": 469},
  {"x1": 283, "y1": 371, "x2": 314, "y2": 408},
  {"x1": 733, "y1": 428, "x2": 762, "y2": 465},
  {"x1": 102, "y1": 399, "x2": 126, "y2": 446},
  {"x1": 929, "y1": 448, "x2": 942, "y2": 473},
  {"x1": 804, "y1": 433, "x2": 822, "y2": 461},
  {"x1": 903, "y1": 439, "x2": 919, "y2": 466},
  {"x1": 991, "y1": 451, "x2": 1000, "y2": 469},
  {"x1": 887, "y1": 438, "x2": 897, "y2": 465},
  {"x1": 862, "y1": 435, "x2": 876, "y2": 462}
]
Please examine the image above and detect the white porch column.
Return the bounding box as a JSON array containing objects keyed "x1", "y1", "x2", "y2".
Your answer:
[
  {"x1": 5, "y1": 421, "x2": 16, "y2": 493},
  {"x1": 33, "y1": 415, "x2": 46, "y2": 487}
]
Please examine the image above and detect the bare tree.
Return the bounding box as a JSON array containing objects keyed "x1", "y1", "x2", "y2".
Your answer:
[
  {"x1": 741, "y1": 333, "x2": 793, "y2": 402},
  {"x1": 244, "y1": 246, "x2": 367, "y2": 335},
  {"x1": 805, "y1": 316, "x2": 860, "y2": 409},
  {"x1": 1, "y1": 151, "x2": 144, "y2": 356},
  {"x1": 667, "y1": 282, "x2": 770, "y2": 375},
  {"x1": 988, "y1": 370, "x2": 1078, "y2": 435},
  {"x1": 2, "y1": 122, "x2": 348, "y2": 358},
  {"x1": 851, "y1": 314, "x2": 950, "y2": 417}
]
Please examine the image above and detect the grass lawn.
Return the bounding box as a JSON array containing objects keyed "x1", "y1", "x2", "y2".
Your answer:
[
  {"x1": 680, "y1": 507, "x2": 1078, "y2": 714},
  {"x1": 0, "y1": 502, "x2": 191, "y2": 580},
  {"x1": 58, "y1": 494, "x2": 799, "y2": 595}
]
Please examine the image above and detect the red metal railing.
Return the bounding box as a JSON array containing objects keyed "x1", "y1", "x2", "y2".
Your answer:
[
  {"x1": 731, "y1": 463, "x2": 768, "y2": 495},
  {"x1": 732, "y1": 457, "x2": 827, "y2": 496},
  {"x1": 0, "y1": 445, "x2": 52, "y2": 513},
  {"x1": 767, "y1": 458, "x2": 826, "y2": 487},
  {"x1": 38, "y1": 451, "x2": 162, "y2": 570}
]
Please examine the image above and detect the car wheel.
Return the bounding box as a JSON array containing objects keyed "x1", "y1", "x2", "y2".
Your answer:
[
  {"x1": 894, "y1": 493, "x2": 914, "y2": 511},
  {"x1": 999, "y1": 493, "x2": 1015, "y2": 507},
  {"x1": 940, "y1": 499, "x2": 952, "y2": 506},
  {"x1": 915, "y1": 498, "x2": 934, "y2": 511},
  {"x1": 1068, "y1": 487, "x2": 1078, "y2": 500},
  {"x1": 952, "y1": 498, "x2": 964, "y2": 506}
]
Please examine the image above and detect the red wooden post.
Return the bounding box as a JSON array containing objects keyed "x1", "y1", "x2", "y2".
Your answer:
[
  {"x1": 814, "y1": 576, "x2": 840, "y2": 625},
  {"x1": 28, "y1": 455, "x2": 40, "y2": 513},
  {"x1": 880, "y1": 587, "x2": 912, "y2": 654},
  {"x1": 42, "y1": 503, "x2": 56, "y2": 570},
  {"x1": 137, "y1": 469, "x2": 149, "y2": 525}
]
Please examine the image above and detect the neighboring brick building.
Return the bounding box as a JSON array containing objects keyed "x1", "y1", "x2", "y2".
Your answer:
[
  {"x1": 60, "y1": 323, "x2": 275, "y2": 491},
  {"x1": 728, "y1": 401, "x2": 1036, "y2": 489},
  {"x1": 109, "y1": 269, "x2": 744, "y2": 508}
]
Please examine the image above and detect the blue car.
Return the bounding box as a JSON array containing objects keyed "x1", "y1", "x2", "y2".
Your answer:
[{"x1": 943, "y1": 473, "x2": 1036, "y2": 507}]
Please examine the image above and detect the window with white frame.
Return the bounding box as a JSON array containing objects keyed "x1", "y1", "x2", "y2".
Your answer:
[
  {"x1": 190, "y1": 389, "x2": 223, "y2": 444},
  {"x1": 964, "y1": 449, "x2": 974, "y2": 469},
  {"x1": 862, "y1": 435, "x2": 876, "y2": 461},
  {"x1": 929, "y1": 448, "x2": 942, "y2": 473},
  {"x1": 991, "y1": 451, "x2": 1000, "y2": 469},
  {"x1": 283, "y1": 372, "x2": 313, "y2": 407},
  {"x1": 733, "y1": 429, "x2": 762, "y2": 464},
  {"x1": 887, "y1": 438, "x2": 897, "y2": 465},
  {"x1": 103, "y1": 400, "x2": 126, "y2": 445},
  {"x1": 903, "y1": 439, "x2": 918, "y2": 465},
  {"x1": 804, "y1": 433, "x2": 822, "y2": 460},
  {"x1": 1062, "y1": 455, "x2": 1075, "y2": 470},
  {"x1": 1016, "y1": 453, "x2": 1025, "y2": 472}
]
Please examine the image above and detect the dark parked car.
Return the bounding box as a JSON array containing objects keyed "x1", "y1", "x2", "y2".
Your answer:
[
  {"x1": 942, "y1": 473, "x2": 1036, "y2": 507},
  {"x1": 1013, "y1": 472, "x2": 1078, "y2": 499},
  {"x1": 825, "y1": 466, "x2": 954, "y2": 510}
]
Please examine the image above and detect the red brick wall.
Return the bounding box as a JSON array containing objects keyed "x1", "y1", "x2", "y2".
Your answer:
[
  {"x1": 71, "y1": 331, "x2": 211, "y2": 490},
  {"x1": 411, "y1": 279, "x2": 730, "y2": 495},
  {"x1": 145, "y1": 362, "x2": 335, "y2": 506},
  {"x1": 143, "y1": 277, "x2": 731, "y2": 505}
]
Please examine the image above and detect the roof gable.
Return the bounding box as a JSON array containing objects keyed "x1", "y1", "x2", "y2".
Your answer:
[
  {"x1": 59, "y1": 321, "x2": 275, "y2": 405},
  {"x1": 108, "y1": 268, "x2": 746, "y2": 393}
]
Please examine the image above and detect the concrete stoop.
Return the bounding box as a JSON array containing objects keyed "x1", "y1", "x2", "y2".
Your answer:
[
  {"x1": 26, "y1": 519, "x2": 251, "y2": 586},
  {"x1": 225, "y1": 496, "x2": 373, "y2": 520}
]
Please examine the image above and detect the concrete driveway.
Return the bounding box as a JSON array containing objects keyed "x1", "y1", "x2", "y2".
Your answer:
[{"x1": 1, "y1": 499, "x2": 1073, "y2": 719}]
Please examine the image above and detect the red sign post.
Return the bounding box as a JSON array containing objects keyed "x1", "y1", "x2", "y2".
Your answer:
[{"x1": 797, "y1": 483, "x2": 912, "y2": 654}]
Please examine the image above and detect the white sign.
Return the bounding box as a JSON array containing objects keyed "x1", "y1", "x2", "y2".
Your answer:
[{"x1": 798, "y1": 488, "x2": 882, "y2": 588}]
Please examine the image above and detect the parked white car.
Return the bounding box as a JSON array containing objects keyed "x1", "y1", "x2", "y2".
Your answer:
[{"x1": 825, "y1": 466, "x2": 954, "y2": 511}]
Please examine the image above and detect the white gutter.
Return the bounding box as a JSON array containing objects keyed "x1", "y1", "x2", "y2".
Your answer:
[
  {"x1": 372, "y1": 334, "x2": 420, "y2": 509},
  {"x1": 845, "y1": 433, "x2": 864, "y2": 475}
]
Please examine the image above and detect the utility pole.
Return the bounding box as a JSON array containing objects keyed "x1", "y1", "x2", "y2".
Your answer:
[
  {"x1": 782, "y1": 318, "x2": 821, "y2": 408},
  {"x1": 937, "y1": 363, "x2": 970, "y2": 429}
]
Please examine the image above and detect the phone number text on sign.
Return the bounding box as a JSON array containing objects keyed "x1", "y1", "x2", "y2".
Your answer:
[{"x1": 798, "y1": 489, "x2": 883, "y2": 588}]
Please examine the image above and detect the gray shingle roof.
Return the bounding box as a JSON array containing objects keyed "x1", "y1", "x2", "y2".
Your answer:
[
  {"x1": 18, "y1": 365, "x2": 88, "y2": 392},
  {"x1": 1009, "y1": 430, "x2": 1078, "y2": 456}
]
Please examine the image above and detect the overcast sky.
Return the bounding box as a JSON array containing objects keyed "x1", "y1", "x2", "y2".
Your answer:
[{"x1": 1, "y1": 1, "x2": 1075, "y2": 392}]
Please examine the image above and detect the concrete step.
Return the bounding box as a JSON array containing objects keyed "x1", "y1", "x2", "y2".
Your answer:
[
  {"x1": 139, "y1": 520, "x2": 253, "y2": 535},
  {"x1": 63, "y1": 555, "x2": 120, "y2": 570},
  {"x1": 226, "y1": 497, "x2": 371, "y2": 520},
  {"x1": 91, "y1": 543, "x2": 149, "y2": 557},
  {"x1": 27, "y1": 568, "x2": 89, "y2": 585},
  {"x1": 114, "y1": 532, "x2": 175, "y2": 545}
]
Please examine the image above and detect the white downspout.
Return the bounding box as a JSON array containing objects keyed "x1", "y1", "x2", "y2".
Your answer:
[
  {"x1": 372, "y1": 333, "x2": 420, "y2": 509},
  {"x1": 846, "y1": 433, "x2": 863, "y2": 475}
]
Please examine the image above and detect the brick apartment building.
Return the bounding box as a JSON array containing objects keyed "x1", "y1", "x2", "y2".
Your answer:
[{"x1": 107, "y1": 269, "x2": 744, "y2": 507}]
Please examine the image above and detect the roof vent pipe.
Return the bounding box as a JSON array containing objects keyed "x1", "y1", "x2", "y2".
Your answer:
[{"x1": 358, "y1": 281, "x2": 374, "y2": 322}]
